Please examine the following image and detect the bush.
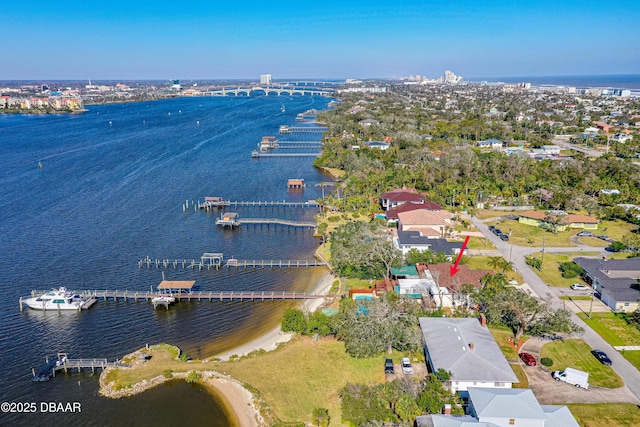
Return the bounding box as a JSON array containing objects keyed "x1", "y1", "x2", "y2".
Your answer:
[
  {"x1": 185, "y1": 371, "x2": 202, "y2": 383},
  {"x1": 540, "y1": 357, "x2": 553, "y2": 366},
  {"x1": 559, "y1": 262, "x2": 582, "y2": 279},
  {"x1": 162, "y1": 369, "x2": 173, "y2": 379}
]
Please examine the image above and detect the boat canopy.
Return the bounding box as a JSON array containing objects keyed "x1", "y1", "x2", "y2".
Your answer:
[{"x1": 157, "y1": 280, "x2": 196, "y2": 291}]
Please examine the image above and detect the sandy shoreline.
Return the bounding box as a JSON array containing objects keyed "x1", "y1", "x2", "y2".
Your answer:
[
  {"x1": 100, "y1": 270, "x2": 336, "y2": 426},
  {"x1": 214, "y1": 269, "x2": 335, "y2": 361}
]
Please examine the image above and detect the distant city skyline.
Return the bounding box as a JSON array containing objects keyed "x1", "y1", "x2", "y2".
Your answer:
[{"x1": 3, "y1": 0, "x2": 639, "y2": 80}]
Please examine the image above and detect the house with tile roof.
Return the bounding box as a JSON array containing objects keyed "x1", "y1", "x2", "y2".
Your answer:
[
  {"x1": 418, "y1": 317, "x2": 518, "y2": 397},
  {"x1": 416, "y1": 387, "x2": 579, "y2": 427},
  {"x1": 382, "y1": 202, "x2": 443, "y2": 224},
  {"x1": 573, "y1": 257, "x2": 640, "y2": 312},
  {"x1": 398, "y1": 209, "x2": 454, "y2": 237},
  {"x1": 379, "y1": 188, "x2": 425, "y2": 210}
]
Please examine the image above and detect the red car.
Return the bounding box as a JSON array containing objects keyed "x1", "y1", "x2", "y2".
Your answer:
[{"x1": 519, "y1": 352, "x2": 537, "y2": 366}]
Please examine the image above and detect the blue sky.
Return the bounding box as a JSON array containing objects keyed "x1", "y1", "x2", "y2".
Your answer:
[{"x1": 2, "y1": 0, "x2": 639, "y2": 80}]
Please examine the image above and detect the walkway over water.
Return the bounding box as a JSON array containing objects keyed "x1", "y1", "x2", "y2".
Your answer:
[
  {"x1": 33, "y1": 353, "x2": 130, "y2": 382},
  {"x1": 252, "y1": 151, "x2": 320, "y2": 158},
  {"x1": 137, "y1": 255, "x2": 326, "y2": 270}
]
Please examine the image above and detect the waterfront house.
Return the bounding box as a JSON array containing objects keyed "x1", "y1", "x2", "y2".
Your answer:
[
  {"x1": 393, "y1": 231, "x2": 463, "y2": 257},
  {"x1": 382, "y1": 202, "x2": 443, "y2": 224},
  {"x1": 397, "y1": 209, "x2": 453, "y2": 237},
  {"x1": 418, "y1": 317, "x2": 518, "y2": 397},
  {"x1": 379, "y1": 188, "x2": 425, "y2": 210},
  {"x1": 416, "y1": 387, "x2": 579, "y2": 427},
  {"x1": 573, "y1": 257, "x2": 640, "y2": 312}
]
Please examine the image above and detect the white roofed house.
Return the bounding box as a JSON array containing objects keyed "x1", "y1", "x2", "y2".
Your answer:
[{"x1": 418, "y1": 317, "x2": 518, "y2": 398}]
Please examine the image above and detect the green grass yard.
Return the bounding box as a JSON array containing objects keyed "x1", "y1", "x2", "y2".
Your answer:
[
  {"x1": 466, "y1": 256, "x2": 525, "y2": 285},
  {"x1": 568, "y1": 403, "x2": 640, "y2": 427},
  {"x1": 576, "y1": 312, "x2": 640, "y2": 347},
  {"x1": 540, "y1": 339, "x2": 623, "y2": 388}
]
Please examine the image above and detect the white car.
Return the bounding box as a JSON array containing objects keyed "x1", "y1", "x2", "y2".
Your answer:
[
  {"x1": 571, "y1": 283, "x2": 589, "y2": 291},
  {"x1": 401, "y1": 357, "x2": 413, "y2": 374}
]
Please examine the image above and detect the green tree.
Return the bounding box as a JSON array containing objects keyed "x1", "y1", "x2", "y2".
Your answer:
[
  {"x1": 281, "y1": 308, "x2": 308, "y2": 334},
  {"x1": 312, "y1": 407, "x2": 330, "y2": 427}
]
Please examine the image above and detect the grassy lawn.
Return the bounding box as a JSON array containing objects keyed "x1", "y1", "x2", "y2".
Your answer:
[
  {"x1": 466, "y1": 236, "x2": 496, "y2": 250},
  {"x1": 510, "y1": 363, "x2": 530, "y2": 389},
  {"x1": 576, "y1": 312, "x2": 640, "y2": 347},
  {"x1": 560, "y1": 296, "x2": 593, "y2": 301},
  {"x1": 621, "y1": 351, "x2": 640, "y2": 371},
  {"x1": 219, "y1": 336, "x2": 383, "y2": 425},
  {"x1": 568, "y1": 403, "x2": 640, "y2": 427},
  {"x1": 475, "y1": 210, "x2": 519, "y2": 220},
  {"x1": 540, "y1": 339, "x2": 623, "y2": 388},
  {"x1": 490, "y1": 327, "x2": 527, "y2": 361},
  {"x1": 528, "y1": 252, "x2": 595, "y2": 288},
  {"x1": 578, "y1": 236, "x2": 608, "y2": 247},
  {"x1": 599, "y1": 220, "x2": 640, "y2": 242},
  {"x1": 465, "y1": 256, "x2": 525, "y2": 285},
  {"x1": 489, "y1": 219, "x2": 575, "y2": 247}
]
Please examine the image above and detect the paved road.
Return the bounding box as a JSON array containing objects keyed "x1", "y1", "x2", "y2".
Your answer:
[
  {"x1": 469, "y1": 215, "x2": 640, "y2": 402},
  {"x1": 552, "y1": 137, "x2": 605, "y2": 157}
]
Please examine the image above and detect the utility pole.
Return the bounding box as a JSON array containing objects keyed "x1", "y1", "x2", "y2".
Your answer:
[
  {"x1": 541, "y1": 235, "x2": 546, "y2": 267},
  {"x1": 588, "y1": 281, "x2": 595, "y2": 319}
]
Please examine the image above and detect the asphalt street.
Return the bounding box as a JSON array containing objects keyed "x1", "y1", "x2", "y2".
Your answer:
[{"x1": 469, "y1": 215, "x2": 640, "y2": 401}]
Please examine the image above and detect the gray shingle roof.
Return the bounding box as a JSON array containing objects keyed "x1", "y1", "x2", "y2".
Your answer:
[
  {"x1": 469, "y1": 388, "x2": 546, "y2": 420},
  {"x1": 574, "y1": 257, "x2": 640, "y2": 303},
  {"x1": 418, "y1": 318, "x2": 517, "y2": 383}
]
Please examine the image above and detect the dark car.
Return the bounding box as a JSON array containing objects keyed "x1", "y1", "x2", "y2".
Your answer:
[
  {"x1": 592, "y1": 350, "x2": 612, "y2": 366},
  {"x1": 384, "y1": 358, "x2": 394, "y2": 374},
  {"x1": 500, "y1": 234, "x2": 509, "y2": 241},
  {"x1": 494, "y1": 229, "x2": 503, "y2": 236},
  {"x1": 488, "y1": 225, "x2": 496, "y2": 232},
  {"x1": 519, "y1": 352, "x2": 537, "y2": 366}
]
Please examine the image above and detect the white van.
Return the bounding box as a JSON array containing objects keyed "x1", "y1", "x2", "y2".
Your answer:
[{"x1": 553, "y1": 367, "x2": 589, "y2": 389}]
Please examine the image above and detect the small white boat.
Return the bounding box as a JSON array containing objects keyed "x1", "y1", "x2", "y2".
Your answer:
[
  {"x1": 152, "y1": 295, "x2": 176, "y2": 304},
  {"x1": 23, "y1": 287, "x2": 87, "y2": 311}
]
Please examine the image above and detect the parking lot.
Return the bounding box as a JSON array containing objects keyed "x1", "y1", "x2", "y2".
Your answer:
[{"x1": 384, "y1": 358, "x2": 427, "y2": 381}]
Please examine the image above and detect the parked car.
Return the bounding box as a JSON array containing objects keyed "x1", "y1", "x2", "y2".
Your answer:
[
  {"x1": 592, "y1": 350, "x2": 612, "y2": 366},
  {"x1": 488, "y1": 225, "x2": 496, "y2": 232},
  {"x1": 493, "y1": 228, "x2": 503, "y2": 236},
  {"x1": 553, "y1": 367, "x2": 589, "y2": 389},
  {"x1": 577, "y1": 231, "x2": 593, "y2": 237},
  {"x1": 401, "y1": 357, "x2": 413, "y2": 374},
  {"x1": 570, "y1": 283, "x2": 589, "y2": 291},
  {"x1": 384, "y1": 358, "x2": 394, "y2": 374},
  {"x1": 519, "y1": 352, "x2": 537, "y2": 366},
  {"x1": 500, "y1": 234, "x2": 509, "y2": 241}
]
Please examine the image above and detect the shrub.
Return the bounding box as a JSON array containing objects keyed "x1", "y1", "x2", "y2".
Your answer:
[
  {"x1": 162, "y1": 369, "x2": 173, "y2": 379},
  {"x1": 185, "y1": 371, "x2": 202, "y2": 383},
  {"x1": 540, "y1": 357, "x2": 553, "y2": 366}
]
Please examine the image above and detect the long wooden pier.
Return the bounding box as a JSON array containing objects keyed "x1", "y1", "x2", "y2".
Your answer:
[
  {"x1": 33, "y1": 353, "x2": 130, "y2": 382},
  {"x1": 200, "y1": 200, "x2": 319, "y2": 209},
  {"x1": 238, "y1": 218, "x2": 317, "y2": 228},
  {"x1": 29, "y1": 289, "x2": 326, "y2": 303},
  {"x1": 252, "y1": 151, "x2": 320, "y2": 158},
  {"x1": 137, "y1": 256, "x2": 327, "y2": 270}
]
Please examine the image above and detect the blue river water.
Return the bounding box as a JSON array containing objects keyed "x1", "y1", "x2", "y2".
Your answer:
[{"x1": 0, "y1": 95, "x2": 332, "y2": 425}]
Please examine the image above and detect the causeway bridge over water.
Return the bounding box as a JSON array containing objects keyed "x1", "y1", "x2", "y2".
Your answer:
[{"x1": 204, "y1": 86, "x2": 334, "y2": 96}]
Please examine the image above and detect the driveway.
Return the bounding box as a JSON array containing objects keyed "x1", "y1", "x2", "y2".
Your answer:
[
  {"x1": 519, "y1": 337, "x2": 640, "y2": 404},
  {"x1": 469, "y1": 215, "x2": 640, "y2": 402}
]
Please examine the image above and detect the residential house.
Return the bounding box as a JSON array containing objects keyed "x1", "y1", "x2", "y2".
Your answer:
[
  {"x1": 363, "y1": 140, "x2": 390, "y2": 150},
  {"x1": 397, "y1": 209, "x2": 454, "y2": 237},
  {"x1": 381, "y1": 202, "x2": 443, "y2": 224},
  {"x1": 393, "y1": 231, "x2": 462, "y2": 257},
  {"x1": 573, "y1": 257, "x2": 640, "y2": 312},
  {"x1": 416, "y1": 387, "x2": 579, "y2": 427},
  {"x1": 518, "y1": 210, "x2": 598, "y2": 231},
  {"x1": 541, "y1": 145, "x2": 561, "y2": 155},
  {"x1": 418, "y1": 317, "x2": 518, "y2": 397},
  {"x1": 416, "y1": 263, "x2": 491, "y2": 309},
  {"x1": 477, "y1": 139, "x2": 503, "y2": 149},
  {"x1": 359, "y1": 118, "x2": 380, "y2": 126},
  {"x1": 379, "y1": 188, "x2": 425, "y2": 210}
]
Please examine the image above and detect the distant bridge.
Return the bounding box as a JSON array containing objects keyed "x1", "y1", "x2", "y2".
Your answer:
[{"x1": 203, "y1": 86, "x2": 334, "y2": 96}]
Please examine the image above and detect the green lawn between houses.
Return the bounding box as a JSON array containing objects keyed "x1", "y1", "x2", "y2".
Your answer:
[
  {"x1": 568, "y1": 403, "x2": 640, "y2": 427},
  {"x1": 540, "y1": 339, "x2": 623, "y2": 388},
  {"x1": 576, "y1": 312, "x2": 640, "y2": 347}
]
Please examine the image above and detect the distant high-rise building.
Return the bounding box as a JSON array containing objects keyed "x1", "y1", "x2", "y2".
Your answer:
[
  {"x1": 260, "y1": 74, "x2": 272, "y2": 85},
  {"x1": 444, "y1": 70, "x2": 463, "y2": 84}
]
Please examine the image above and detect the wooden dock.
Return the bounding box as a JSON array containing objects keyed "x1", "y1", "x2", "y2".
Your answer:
[
  {"x1": 252, "y1": 151, "x2": 320, "y2": 158},
  {"x1": 29, "y1": 289, "x2": 326, "y2": 304},
  {"x1": 33, "y1": 353, "x2": 130, "y2": 382},
  {"x1": 137, "y1": 255, "x2": 327, "y2": 270}
]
